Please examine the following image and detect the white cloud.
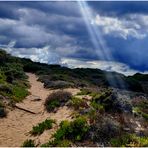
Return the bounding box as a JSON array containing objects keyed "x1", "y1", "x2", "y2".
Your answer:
[
  {"x1": 0, "y1": 41, "x2": 61, "y2": 64},
  {"x1": 1, "y1": 41, "x2": 148, "y2": 76},
  {"x1": 61, "y1": 58, "x2": 147, "y2": 76},
  {"x1": 92, "y1": 14, "x2": 148, "y2": 39},
  {"x1": 0, "y1": 17, "x2": 74, "y2": 48}
]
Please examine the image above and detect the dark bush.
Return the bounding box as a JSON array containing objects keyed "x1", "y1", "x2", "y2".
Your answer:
[
  {"x1": 0, "y1": 84, "x2": 12, "y2": 94},
  {"x1": 45, "y1": 90, "x2": 72, "y2": 112},
  {"x1": 90, "y1": 116, "x2": 121, "y2": 143},
  {"x1": 22, "y1": 139, "x2": 35, "y2": 147},
  {"x1": 4, "y1": 63, "x2": 27, "y2": 82},
  {"x1": 0, "y1": 107, "x2": 6, "y2": 118},
  {"x1": 92, "y1": 91, "x2": 132, "y2": 113},
  {"x1": 43, "y1": 80, "x2": 74, "y2": 89},
  {"x1": 0, "y1": 50, "x2": 7, "y2": 64}
]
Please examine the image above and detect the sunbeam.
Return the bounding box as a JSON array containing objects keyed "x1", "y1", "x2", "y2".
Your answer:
[{"x1": 78, "y1": 0, "x2": 127, "y2": 89}]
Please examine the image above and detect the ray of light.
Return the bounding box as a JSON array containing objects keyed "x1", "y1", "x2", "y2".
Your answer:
[{"x1": 78, "y1": 1, "x2": 126, "y2": 89}]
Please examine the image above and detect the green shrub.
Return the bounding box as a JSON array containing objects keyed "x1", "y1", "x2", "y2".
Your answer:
[
  {"x1": 12, "y1": 85, "x2": 29, "y2": 102},
  {"x1": 110, "y1": 134, "x2": 130, "y2": 147},
  {"x1": 87, "y1": 109, "x2": 98, "y2": 124},
  {"x1": 77, "y1": 88, "x2": 105, "y2": 102},
  {"x1": 69, "y1": 97, "x2": 87, "y2": 110},
  {"x1": 0, "y1": 50, "x2": 29, "y2": 103},
  {"x1": 41, "y1": 139, "x2": 72, "y2": 147},
  {"x1": 31, "y1": 119, "x2": 55, "y2": 135},
  {"x1": 92, "y1": 90, "x2": 112, "y2": 102},
  {"x1": 141, "y1": 112, "x2": 148, "y2": 120},
  {"x1": 90, "y1": 101, "x2": 104, "y2": 112},
  {"x1": 133, "y1": 107, "x2": 148, "y2": 120},
  {"x1": 22, "y1": 139, "x2": 35, "y2": 147},
  {"x1": 77, "y1": 88, "x2": 92, "y2": 96},
  {"x1": 46, "y1": 99, "x2": 60, "y2": 111},
  {"x1": 45, "y1": 91, "x2": 72, "y2": 112},
  {"x1": 0, "y1": 83, "x2": 29, "y2": 102},
  {"x1": 90, "y1": 92, "x2": 100, "y2": 98},
  {"x1": 132, "y1": 98, "x2": 148, "y2": 120},
  {"x1": 41, "y1": 141, "x2": 53, "y2": 147},
  {"x1": 54, "y1": 116, "x2": 89, "y2": 141},
  {"x1": 110, "y1": 134, "x2": 148, "y2": 147},
  {"x1": 55, "y1": 139, "x2": 72, "y2": 147}
]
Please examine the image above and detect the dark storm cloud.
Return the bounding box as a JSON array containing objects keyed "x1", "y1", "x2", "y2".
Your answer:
[
  {"x1": 0, "y1": 1, "x2": 88, "y2": 48},
  {"x1": 88, "y1": 1, "x2": 148, "y2": 16},
  {"x1": 0, "y1": 1, "x2": 148, "y2": 75}
]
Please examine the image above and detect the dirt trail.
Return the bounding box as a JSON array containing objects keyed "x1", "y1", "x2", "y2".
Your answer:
[{"x1": 0, "y1": 73, "x2": 79, "y2": 147}]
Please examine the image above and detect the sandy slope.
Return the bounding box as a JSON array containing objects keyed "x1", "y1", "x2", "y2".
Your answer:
[{"x1": 0, "y1": 73, "x2": 79, "y2": 147}]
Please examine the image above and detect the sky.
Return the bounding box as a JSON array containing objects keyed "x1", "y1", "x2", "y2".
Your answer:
[{"x1": 0, "y1": 1, "x2": 148, "y2": 76}]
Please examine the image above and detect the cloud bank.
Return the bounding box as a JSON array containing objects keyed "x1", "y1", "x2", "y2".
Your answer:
[{"x1": 0, "y1": 1, "x2": 148, "y2": 75}]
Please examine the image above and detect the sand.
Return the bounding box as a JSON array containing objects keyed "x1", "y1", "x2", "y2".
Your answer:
[{"x1": 0, "y1": 73, "x2": 79, "y2": 147}]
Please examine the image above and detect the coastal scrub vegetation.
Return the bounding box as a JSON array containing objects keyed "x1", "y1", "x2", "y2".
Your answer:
[
  {"x1": 1, "y1": 49, "x2": 148, "y2": 147},
  {"x1": 45, "y1": 90, "x2": 72, "y2": 112},
  {"x1": 30, "y1": 119, "x2": 55, "y2": 135}
]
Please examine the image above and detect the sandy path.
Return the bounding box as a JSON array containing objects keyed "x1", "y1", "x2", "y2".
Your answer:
[{"x1": 0, "y1": 73, "x2": 79, "y2": 147}]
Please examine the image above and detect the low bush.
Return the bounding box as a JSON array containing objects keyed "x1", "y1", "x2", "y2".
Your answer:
[
  {"x1": 90, "y1": 116, "x2": 121, "y2": 143},
  {"x1": 90, "y1": 101, "x2": 104, "y2": 113},
  {"x1": 110, "y1": 134, "x2": 148, "y2": 147},
  {"x1": 87, "y1": 109, "x2": 98, "y2": 124},
  {"x1": 45, "y1": 90, "x2": 72, "y2": 112},
  {"x1": 31, "y1": 119, "x2": 55, "y2": 135},
  {"x1": 43, "y1": 80, "x2": 74, "y2": 89},
  {"x1": 54, "y1": 116, "x2": 89, "y2": 142},
  {"x1": 132, "y1": 97, "x2": 148, "y2": 120},
  {"x1": 41, "y1": 117, "x2": 89, "y2": 147},
  {"x1": 90, "y1": 92, "x2": 100, "y2": 98},
  {"x1": 93, "y1": 91, "x2": 132, "y2": 113},
  {"x1": 55, "y1": 139, "x2": 72, "y2": 147},
  {"x1": 141, "y1": 112, "x2": 148, "y2": 120},
  {"x1": 77, "y1": 88, "x2": 92, "y2": 96},
  {"x1": 22, "y1": 139, "x2": 35, "y2": 147},
  {"x1": 92, "y1": 90, "x2": 112, "y2": 102},
  {"x1": 41, "y1": 139, "x2": 72, "y2": 147},
  {"x1": 133, "y1": 107, "x2": 148, "y2": 120},
  {"x1": 0, "y1": 83, "x2": 29, "y2": 102},
  {"x1": 0, "y1": 84, "x2": 12, "y2": 94},
  {"x1": 69, "y1": 97, "x2": 88, "y2": 110},
  {"x1": 12, "y1": 85, "x2": 29, "y2": 102}
]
